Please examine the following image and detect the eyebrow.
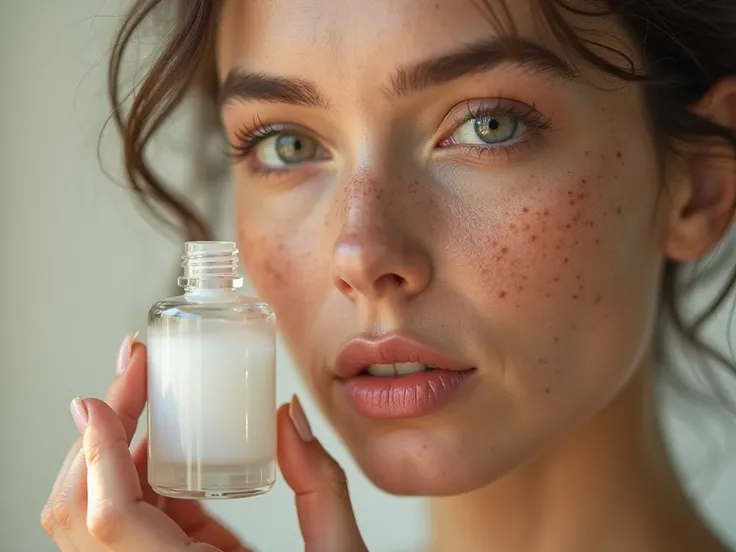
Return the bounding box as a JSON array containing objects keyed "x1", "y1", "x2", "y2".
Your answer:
[{"x1": 218, "y1": 38, "x2": 577, "y2": 108}]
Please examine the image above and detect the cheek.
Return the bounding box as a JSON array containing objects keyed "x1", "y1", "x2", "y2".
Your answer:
[
  {"x1": 453, "y1": 156, "x2": 660, "y2": 399},
  {"x1": 237, "y1": 220, "x2": 321, "y2": 358}
]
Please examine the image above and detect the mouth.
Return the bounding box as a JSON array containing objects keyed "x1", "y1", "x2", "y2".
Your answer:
[
  {"x1": 360, "y1": 362, "x2": 441, "y2": 377},
  {"x1": 334, "y1": 333, "x2": 477, "y2": 419}
]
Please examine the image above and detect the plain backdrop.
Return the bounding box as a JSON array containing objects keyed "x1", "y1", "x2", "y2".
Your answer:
[{"x1": 0, "y1": 1, "x2": 734, "y2": 551}]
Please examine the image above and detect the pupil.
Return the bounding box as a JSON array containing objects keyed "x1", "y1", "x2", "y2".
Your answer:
[{"x1": 488, "y1": 118, "x2": 499, "y2": 130}]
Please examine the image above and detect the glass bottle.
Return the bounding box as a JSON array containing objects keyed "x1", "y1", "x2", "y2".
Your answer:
[{"x1": 147, "y1": 241, "x2": 276, "y2": 499}]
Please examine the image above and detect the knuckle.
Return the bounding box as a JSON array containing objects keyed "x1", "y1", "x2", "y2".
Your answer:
[
  {"x1": 84, "y1": 439, "x2": 106, "y2": 469},
  {"x1": 51, "y1": 492, "x2": 75, "y2": 532},
  {"x1": 87, "y1": 500, "x2": 123, "y2": 545},
  {"x1": 322, "y1": 458, "x2": 350, "y2": 501},
  {"x1": 40, "y1": 503, "x2": 55, "y2": 536}
]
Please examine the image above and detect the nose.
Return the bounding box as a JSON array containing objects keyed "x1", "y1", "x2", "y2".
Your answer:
[{"x1": 331, "y1": 195, "x2": 432, "y2": 303}]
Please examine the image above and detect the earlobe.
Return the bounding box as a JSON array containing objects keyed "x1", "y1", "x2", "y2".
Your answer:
[{"x1": 661, "y1": 78, "x2": 736, "y2": 263}]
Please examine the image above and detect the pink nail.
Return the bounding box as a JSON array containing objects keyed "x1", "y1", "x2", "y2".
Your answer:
[
  {"x1": 70, "y1": 398, "x2": 88, "y2": 433},
  {"x1": 116, "y1": 331, "x2": 139, "y2": 375},
  {"x1": 289, "y1": 395, "x2": 314, "y2": 442}
]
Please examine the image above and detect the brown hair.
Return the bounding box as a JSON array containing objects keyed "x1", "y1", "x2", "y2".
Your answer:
[{"x1": 107, "y1": 0, "x2": 736, "y2": 405}]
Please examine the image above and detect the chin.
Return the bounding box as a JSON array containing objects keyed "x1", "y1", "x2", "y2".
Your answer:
[{"x1": 339, "y1": 424, "x2": 525, "y2": 496}]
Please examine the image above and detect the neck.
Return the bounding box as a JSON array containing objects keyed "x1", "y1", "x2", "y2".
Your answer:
[{"x1": 428, "y1": 361, "x2": 726, "y2": 552}]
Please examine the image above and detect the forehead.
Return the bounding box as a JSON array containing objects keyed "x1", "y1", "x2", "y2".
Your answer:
[{"x1": 217, "y1": 0, "x2": 567, "y2": 77}]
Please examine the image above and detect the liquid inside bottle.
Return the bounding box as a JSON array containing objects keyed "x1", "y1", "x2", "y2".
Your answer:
[{"x1": 147, "y1": 241, "x2": 277, "y2": 499}]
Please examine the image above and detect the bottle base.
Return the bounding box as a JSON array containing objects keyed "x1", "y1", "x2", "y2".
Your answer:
[
  {"x1": 149, "y1": 459, "x2": 276, "y2": 500},
  {"x1": 153, "y1": 482, "x2": 274, "y2": 500}
]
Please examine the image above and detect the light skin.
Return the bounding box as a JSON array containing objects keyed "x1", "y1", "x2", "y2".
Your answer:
[{"x1": 42, "y1": 0, "x2": 736, "y2": 550}]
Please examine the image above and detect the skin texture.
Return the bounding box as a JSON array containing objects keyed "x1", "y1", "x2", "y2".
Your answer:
[
  {"x1": 40, "y1": 0, "x2": 736, "y2": 551},
  {"x1": 214, "y1": 0, "x2": 736, "y2": 550}
]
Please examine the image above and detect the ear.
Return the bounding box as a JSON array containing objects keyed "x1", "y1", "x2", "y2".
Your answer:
[{"x1": 662, "y1": 77, "x2": 736, "y2": 263}]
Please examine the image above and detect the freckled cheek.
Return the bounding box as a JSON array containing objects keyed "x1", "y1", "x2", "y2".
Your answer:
[
  {"x1": 236, "y1": 222, "x2": 321, "y2": 350},
  {"x1": 461, "y1": 179, "x2": 633, "y2": 326}
]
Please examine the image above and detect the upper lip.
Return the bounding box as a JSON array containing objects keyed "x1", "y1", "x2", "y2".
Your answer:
[{"x1": 334, "y1": 332, "x2": 473, "y2": 379}]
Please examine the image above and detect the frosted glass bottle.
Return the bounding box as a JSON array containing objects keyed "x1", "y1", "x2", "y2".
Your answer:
[{"x1": 147, "y1": 241, "x2": 277, "y2": 499}]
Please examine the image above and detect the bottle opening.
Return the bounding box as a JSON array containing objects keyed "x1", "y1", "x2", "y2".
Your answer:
[{"x1": 178, "y1": 241, "x2": 244, "y2": 290}]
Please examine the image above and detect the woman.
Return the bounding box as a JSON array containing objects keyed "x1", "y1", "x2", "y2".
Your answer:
[{"x1": 41, "y1": 0, "x2": 736, "y2": 550}]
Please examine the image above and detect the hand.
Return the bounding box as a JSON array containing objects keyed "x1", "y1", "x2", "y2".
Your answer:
[{"x1": 41, "y1": 335, "x2": 369, "y2": 552}]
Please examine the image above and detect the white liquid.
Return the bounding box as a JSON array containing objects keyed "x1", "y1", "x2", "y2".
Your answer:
[{"x1": 147, "y1": 318, "x2": 276, "y2": 499}]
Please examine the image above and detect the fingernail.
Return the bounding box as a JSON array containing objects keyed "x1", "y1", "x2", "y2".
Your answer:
[
  {"x1": 116, "y1": 331, "x2": 139, "y2": 375},
  {"x1": 70, "y1": 398, "x2": 88, "y2": 433},
  {"x1": 289, "y1": 395, "x2": 314, "y2": 442}
]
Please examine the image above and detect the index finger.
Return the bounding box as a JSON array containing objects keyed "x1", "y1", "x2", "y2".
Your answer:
[{"x1": 80, "y1": 398, "x2": 200, "y2": 551}]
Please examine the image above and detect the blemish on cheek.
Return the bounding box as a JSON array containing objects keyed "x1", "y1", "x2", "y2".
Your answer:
[
  {"x1": 616, "y1": 150, "x2": 622, "y2": 159},
  {"x1": 498, "y1": 291, "x2": 507, "y2": 298},
  {"x1": 616, "y1": 206, "x2": 623, "y2": 215},
  {"x1": 545, "y1": 388, "x2": 551, "y2": 394},
  {"x1": 523, "y1": 207, "x2": 529, "y2": 213},
  {"x1": 594, "y1": 295, "x2": 603, "y2": 305}
]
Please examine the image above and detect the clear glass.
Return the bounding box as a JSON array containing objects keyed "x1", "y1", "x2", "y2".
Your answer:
[{"x1": 147, "y1": 241, "x2": 277, "y2": 500}]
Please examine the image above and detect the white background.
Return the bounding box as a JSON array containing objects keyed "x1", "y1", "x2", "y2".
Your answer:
[{"x1": 0, "y1": 2, "x2": 734, "y2": 551}]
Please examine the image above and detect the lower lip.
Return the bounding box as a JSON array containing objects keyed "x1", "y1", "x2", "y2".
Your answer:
[{"x1": 339, "y1": 369, "x2": 476, "y2": 419}]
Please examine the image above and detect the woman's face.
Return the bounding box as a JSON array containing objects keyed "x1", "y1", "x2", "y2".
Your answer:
[{"x1": 217, "y1": 0, "x2": 668, "y2": 495}]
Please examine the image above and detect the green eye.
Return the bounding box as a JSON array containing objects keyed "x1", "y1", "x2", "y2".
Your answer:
[
  {"x1": 274, "y1": 133, "x2": 318, "y2": 163},
  {"x1": 473, "y1": 114, "x2": 519, "y2": 144},
  {"x1": 451, "y1": 110, "x2": 527, "y2": 146},
  {"x1": 254, "y1": 131, "x2": 321, "y2": 167}
]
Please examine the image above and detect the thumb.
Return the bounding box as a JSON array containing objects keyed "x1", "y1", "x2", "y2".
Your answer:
[{"x1": 277, "y1": 395, "x2": 368, "y2": 552}]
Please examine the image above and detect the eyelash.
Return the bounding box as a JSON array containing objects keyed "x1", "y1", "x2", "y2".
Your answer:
[
  {"x1": 439, "y1": 100, "x2": 551, "y2": 160},
  {"x1": 227, "y1": 101, "x2": 552, "y2": 172}
]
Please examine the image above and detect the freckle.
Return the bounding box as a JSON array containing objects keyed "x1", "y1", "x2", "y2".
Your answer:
[
  {"x1": 523, "y1": 207, "x2": 529, "y2": 213},
  {"x1": 543, "y1": 209, "x2": 549, "y2": 216},
  {"x1": 510, "y1": 223, "x2": 517, "y2": 230},
  {"x1": 577, "y1": 192, "x2": 585, "y2": 200},
  {"x1": 545, "y1": 292, "x2": 552, "y2": 298},
  {"x1": 581, "y1": 178, "x2": 587, "y2": 185},
  {"x1": 573, "y1": 240, "x2": 579, "y2": 246},
  {"x1": 572, "y1": 294, "x2": 578, "y2": 299},
  {"x1": 579, "y1": 284, "x2": 584, "y2": 291},
  {"x1": 545, "y1": 388, "x2": 551, "y2": 394},
  {"x1": 594, "y1": 295, "x2": 602, "y2": 304},
  {"x1": 498, "y1": 291, "x2": 507, "y2": 298},
  {"x1": 530, "y1": 234, "x2": 537, "y2": 242},
  {"x1": 616, "y1": 150, "x2": 622, "y2": 158},
  {"x1": 553, "y1": 276, "x2": 560, "y2": 282},
  {"x1": 603, "y1": 211, "x2": 608, "y2": 217},
  {"x1": 564, "y1": 224, "x2": 571, "y2": 229},
  {"x1": 616, "y1": 206, "x2": 622, "y2": 215},
  {"x1": 595, "y1": 239, "x2": 600, "y2": 244},
  {"x1": 575, "y1": 275, "x2": 580, "y2": 280},
  {"x1": 563, "y1": 258, "x2": 569, "y2": 264},
  {"x1": 501, "y1": 247, "x2": 509, "y2": 254},
  {"x1": 571, "y1": 323, "x2": 577, "y2": 330},
  {"x1": 523, "y1": 224, "x2": 531, "y2": 231},
  {"x1": 584, "y1": 150, "x2": 590, "y2": 157},
  {"x1": 553, "y1": 336, "x2": 559, "y2": 343},
  {"x1": 569, "y1": 200, "x2": 576, "y2": 206}
]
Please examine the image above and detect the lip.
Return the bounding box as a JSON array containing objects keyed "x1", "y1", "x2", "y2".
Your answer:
[
  {"x1": 334, "y1": 333, "x2": 477, "y2": 419},
  {"x1": 334, "y1": 333, "x2": 473, "y2": 379}
]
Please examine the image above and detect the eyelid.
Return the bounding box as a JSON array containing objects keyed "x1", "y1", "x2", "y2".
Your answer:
[{"x1": 436, "y1": 98, "x2": 550, "y2": 145}]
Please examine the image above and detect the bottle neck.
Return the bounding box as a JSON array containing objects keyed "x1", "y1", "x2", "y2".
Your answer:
[{"x1": 177, "y1": 241, "x2": 244, "y2": 292}]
